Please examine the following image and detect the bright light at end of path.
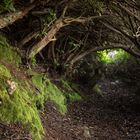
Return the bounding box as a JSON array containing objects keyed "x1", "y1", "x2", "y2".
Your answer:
[{"x1": 108, "y1": 50, "x2": 117, "y2": 59}]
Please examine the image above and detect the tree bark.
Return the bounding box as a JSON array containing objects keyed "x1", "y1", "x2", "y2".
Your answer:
[
  {"x1": 0, "y1": 4, "x2": 35, "y2": 29},
  {"x1": 28, "y1": 15, "x2": 107, "y2": 58}
]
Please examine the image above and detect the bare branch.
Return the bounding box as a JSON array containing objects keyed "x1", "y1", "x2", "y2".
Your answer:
[
  {"x1": 28, "y1": 15, "x2": 107, "y2": 58},
  {"x1": 0, "y1": 4, "x2": 35, "y2": 29},
  {"x1": 118, "y1": 4, "x2": 140, "y2": 22},
  {"x1": 100, "y1": 21, "x2": 135, "y2": 44},
  {"x1": 68, "y1": 41, "x2": 140, "y2": 66},
  {"x1": 61, "y1": 0, "x2": 74, "y2": 17},
  {"x1": 18, "y1": 31, "x2": 39, "y2": 48},
  {"x1": 28, "y1": 18, "x2": 64, "y2": 58}
]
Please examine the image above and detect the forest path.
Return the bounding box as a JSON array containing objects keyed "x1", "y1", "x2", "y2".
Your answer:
[
  {"x1": 43, "y1": 78, "x2": 140, "y2": 140},
  {"x1": 0, "y1": 78, "x2": 140, "y2": 140}
]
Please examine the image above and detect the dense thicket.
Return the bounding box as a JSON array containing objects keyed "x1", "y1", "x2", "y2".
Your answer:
[
  {"x1": 0, "y1": 0, "x2": 139, "y2": 77},
  {"x1": 0, "y1": 1, "x2": 140, "y2": 139}
]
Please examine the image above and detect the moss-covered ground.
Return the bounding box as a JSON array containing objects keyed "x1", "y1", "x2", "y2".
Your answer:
[{"x1": 0, "y1": 34, "x2": 81, "y2": 140}]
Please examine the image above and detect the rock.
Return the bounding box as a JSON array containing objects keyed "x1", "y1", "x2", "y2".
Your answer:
[{"x1": 83, "y1": 126, "x2": 91, "y2": 138}]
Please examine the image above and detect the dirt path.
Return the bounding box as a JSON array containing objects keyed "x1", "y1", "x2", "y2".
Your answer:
[
  {"x1": 42, "y1": 78, "x2": 140, "y2": 140},
  {"x1": 1, "y1": 78, "x2": 140, "y2": 140}
]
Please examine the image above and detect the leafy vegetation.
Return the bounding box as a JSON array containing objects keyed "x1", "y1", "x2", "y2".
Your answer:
[
  {"x1": 0, "y1": 34, "x2": 82, "y2": 139},
  {"x1": 0, "y1": 64, "x2": 11, "y2": 78},
  {"x1": 0, "y1": 35, "x2": 21, "y2": 65},
  {"x1": 61, "y1": 80, "x2": 82, "y2": 102},
  {"x1": 0, "y1": 37, "x2": 43, "y2": 139},
  {"x1": 68, "y1": 92, "x2": 82, "y2": 102},
  {"x1": 0, "y1": 0, "x2": 140, "y2": 139},
  {"x1": 0, "y1": 0, "x2": 15, "y2": 11},
  {"x1": 97, "y1": 49, "x2": 130, "y2": 64},
  {"x1": 46, "y1": 80, "x2": 67, "y2": 113},
  {"x1": 0, "y1": 35, "x2": 69, "y2": 139}
]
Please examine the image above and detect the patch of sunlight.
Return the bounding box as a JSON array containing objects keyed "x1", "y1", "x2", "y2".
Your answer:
[
  {"x1": 108, "y1": 50, "x2": 117, "y2": 58},
  {"x1": 97, "y1": 49, "x2": 130, "y2": 64}
]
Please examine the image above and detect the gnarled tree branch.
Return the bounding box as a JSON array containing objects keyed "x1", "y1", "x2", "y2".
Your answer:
[
  {"x1": 28, "y1": 15, "x2": 107, "y2": 58},
  {"x1": 0, "y1": 4, "x2": 35, "y2": 29}
]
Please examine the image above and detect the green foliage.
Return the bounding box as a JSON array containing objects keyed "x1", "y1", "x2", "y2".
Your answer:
[
  {"x1": 97, "y1": 49, "x2": 130, "y2": 64},
  {"x1": 0, "y1": 65, "x2": 11, "y2": 78},
  {"x1": 46, "y1": 9, "x2": 56, "y2": 23},
  {"x1": 46, "y1": 79, "x2": 67, "y2": 114},
  {"x1": 32, "y1": 73, "x2": 67, "y2": 114},
  {"x1": 0, "y1": 0, "x2": 15, "y2": 11},
  {"x1": 115, "y1": 49, "x2": 130, "y2": 61},
  {"x1": 0, "y1": 34, "x2": 67, "y2": 139},
  {"x1": 0, "y1": 35, "x2": 21, "y2": 65},
  {"x1": 0, "y1": 65, "x2": 43, "y2": 140},
  {"x1": 68, "y1": 92, "x2": 82, "y2": 102},
  {"x1": 31, "y1": 57, "x2": 37, "y2": 66},
  {"x1": 41, "y1": 9, "x2": 56, "y2": 36},
  {"x1": 61, "y1": 80, "x2": 82, "y2": 103},
  {"x1": 93, "y1": 84, "x2": 103, "y2": 97}
]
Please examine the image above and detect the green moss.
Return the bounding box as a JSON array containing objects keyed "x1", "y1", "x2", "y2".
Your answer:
[
  {"x1": 0, "y1": 35, "x2": 43, "y2": 140},
  {"x1": 0, "y1": 88, "x2": 43, "y2": 140},
  {"x1": 68, "y1": 92, "x2": 82, "y2": 102},
  {"x1": 0, "y1": 35, "x2": 21, "y2": 65},
  {"x1": 0, "y1": 64, "x2": 11, "y2": 78},
  {"x1": 46, "y1": 80, "x2": 67, "y2": 114},
  {"x1": 0, "y1": 67, "x2": 44, "y2": 140},
  {"x1": 61, "y1": 80, "x2": 82, "y2": 103},
  {"x1": 31, "y1": 73, "x2": 67, "y2": 114},
  {"x1": 0, "y1": 35, "x2": 67, "y2": 139}
]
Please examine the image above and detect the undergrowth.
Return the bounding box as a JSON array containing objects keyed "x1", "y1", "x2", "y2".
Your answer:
[
  {"x1": 0, "y1": 34, "x2": 81, "y2": 140},
  {"x1": 0, "y1": 0, "x2": 15, "y2": 11},
  {"x1": 31, "y1": 73, "x2": 67, "y2": 114},
  {"x1": 0, "y1": 65, "x2": 67, "y2": 140},
  {"x1": 0, "y1": 35, "x2": 67, "y2": 140},
  {"x1": 46, "y1": 79, "x2": 67, "y2": 114},
  {"x1": 0, "y1": 48, "x2": 43, "y2": 140},
  {"x1": 0, "y1": 35, "x2": 21, "y2": 65},
  {"x1": 61, "y1": 80, "x2": 82, "y2": 102},
  {"x1": 97, "y1": 49, "x2": 130, "y2": 64}
]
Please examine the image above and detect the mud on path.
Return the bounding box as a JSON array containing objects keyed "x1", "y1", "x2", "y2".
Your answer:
[{"x1": 1, "y1": 78, "x2": 140, "y2": 140}]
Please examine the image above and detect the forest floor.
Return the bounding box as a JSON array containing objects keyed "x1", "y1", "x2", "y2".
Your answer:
[{"x1": 1, "y1": 77, "x2": 140, "y2": 140}]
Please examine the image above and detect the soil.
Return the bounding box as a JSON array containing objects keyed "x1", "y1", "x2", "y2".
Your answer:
[{"x1": 1, "y1": 77, "x2": 140, "y2": 140}]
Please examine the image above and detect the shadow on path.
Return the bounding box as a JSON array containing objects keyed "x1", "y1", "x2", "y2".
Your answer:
[{"x1": 43, "y1": 78, "x2": 140, "y2": 140}]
